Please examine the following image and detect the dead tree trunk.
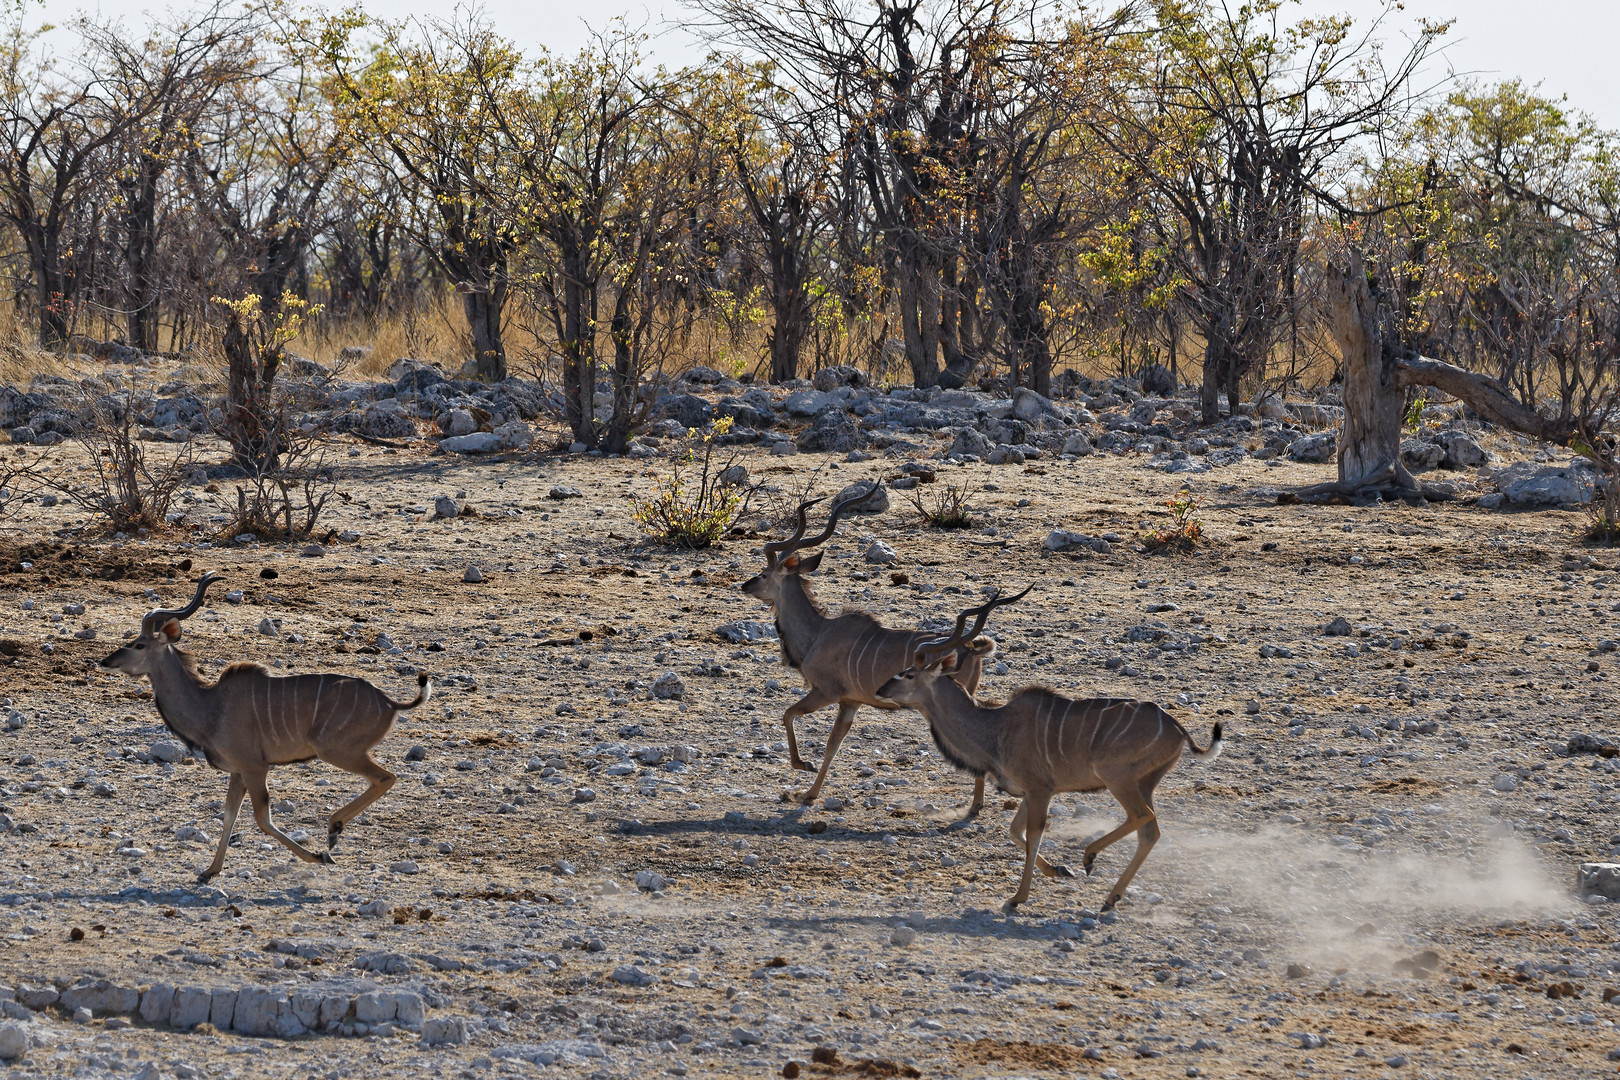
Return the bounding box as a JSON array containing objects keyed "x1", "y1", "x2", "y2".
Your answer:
[
  {"x1": 1296, "y1": 249, "x2": 1599, "y2": 504},
  {"x1": 1291, "y1": 251, "x2": 1451, "y2": 502},
  {"x1": 1325, "y1": 253, "x2": 1415, "y2": 494}
]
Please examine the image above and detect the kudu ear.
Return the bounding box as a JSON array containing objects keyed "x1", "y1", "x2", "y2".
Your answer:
[
  {"x1": 160, "y1": 619, "x2": 182, "y2": 642},
  {"x1": 793, "y1": 550, "x2": 824, "y2": 574}
]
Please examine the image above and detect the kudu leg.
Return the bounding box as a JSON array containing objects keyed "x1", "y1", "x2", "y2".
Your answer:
[
  {"x1": 1004, "y1": 790, "x2": 1054, "y2": 912},
  {"x1": 780, "y1": 688, "x2": 839, "y2": 772},
  {"x1": 1080, "y1": 814, "x2": 1145, "y2": 876},
  {"x1": 957, "y1": 774, "x2": 986, "y2": 822},
  {"x1": 1101, "y1": 814, "x2": 1160, "y2": 911},
  {"x1": 324, "y1": 751, "x2": 397, "y2": 849},
  {"x1": 788, "y1": 701, "x2": 859, "y2": 806},
  {"x1": 1007, "y1": 793, "x2": 1073, "y2": 879},
  {"x1": 1081, "y1": 769, "x2": 1168, "y2": 876},
  {"x1": 247, "y1": 773, "x2": 333, "y2": 866},
  {"x1": 198, "y1": 773, "x2": 246, "y2": 883},
  {"x1": 1099, "y1": 770, "x2": 1172, "y2": 911}
]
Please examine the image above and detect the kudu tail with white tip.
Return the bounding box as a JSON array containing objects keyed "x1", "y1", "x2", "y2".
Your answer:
[
  {"x1": 877, "y1": 594, "x2": 1222, "y2": 912},
  {"x1": 741, "y1": 482, "x2": 1002, "y2": 813},
  {"x1": 100, "y1": 572, "x2": 431, "y2": 881}
]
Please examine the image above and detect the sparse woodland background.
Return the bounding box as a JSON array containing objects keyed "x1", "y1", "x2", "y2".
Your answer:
[{"x1": 0, "y1": 0, "x2": 1617, "y2": 450}]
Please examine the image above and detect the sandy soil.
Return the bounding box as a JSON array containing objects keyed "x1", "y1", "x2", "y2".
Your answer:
[{"x1": 1, "y1": 431, "x2": 1618, "y2": 1080}]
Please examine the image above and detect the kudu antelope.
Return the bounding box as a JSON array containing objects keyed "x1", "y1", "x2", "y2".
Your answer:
[
  {"x1": 741, "y1": 483, "x2": 1004, "y2": 812},
  {"x1": 100, "y1": 572, "x2": 431, "y2": 882},
  {"x1": 877, "y1": 599, "x2": 1223, "y2": 912}
]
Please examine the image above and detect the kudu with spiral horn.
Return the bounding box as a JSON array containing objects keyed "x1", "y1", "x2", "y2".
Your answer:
[
  {"x1": 741, "y1": 482, "x2": 998, "y2": 813},
  {"x1": 877, "y1": 593, "x2": 1223, "y2": 912},
  {"x1": 100, "y1": 573, "x2": 431, "y2": 882}
]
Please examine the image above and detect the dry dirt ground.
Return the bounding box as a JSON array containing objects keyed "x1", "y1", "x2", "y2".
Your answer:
[{"x1": 1, "y1": 431, "x2": 1619, "y2": 1080}]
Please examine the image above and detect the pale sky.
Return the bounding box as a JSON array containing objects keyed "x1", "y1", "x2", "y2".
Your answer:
[{"x1": 67, "y1": 0, "x2": 1620, "y2": 129}]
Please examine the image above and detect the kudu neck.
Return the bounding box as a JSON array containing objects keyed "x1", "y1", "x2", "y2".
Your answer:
[
  {"x1": 146, "y1": 647, "x2": 217, "y2": 744},
  {"x1": 775, "y1": 574, "x2": 827, "y2": 632},
  {"x1": 922, "y1": 675, "x2": 1002, "y2": 769}
]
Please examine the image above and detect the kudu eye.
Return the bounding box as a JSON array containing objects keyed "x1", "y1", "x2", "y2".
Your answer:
[{"x1": 134, "y1": 643, "x2": 145, "y2": 650}]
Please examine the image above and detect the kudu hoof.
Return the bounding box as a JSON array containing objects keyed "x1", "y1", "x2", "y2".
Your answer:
[
  {"x1": 196, "y1": 871, "x2": 217, "y2": 885},
  {"x1": 1051, "y1": 864, "x2": 1076, "y2": 879},
  {"x1": 1082, "y1": 854, "x2": 1097, "y2": 876},
  {"x1": 1001, "y1": 899, "x2": 1022, "y2": 915},
  {"x1": 789, "y1": 759, "x2": 814, "y2": 773},
  {"x1": 327, "y1": 823, "x2": 344, "y2": 850},
  {"x1": 318, "y1": 851, "x2": 335, "y2": 866},
  {"x1": 1101, "y1": 896, "x2": 1120, "y2": 912}
]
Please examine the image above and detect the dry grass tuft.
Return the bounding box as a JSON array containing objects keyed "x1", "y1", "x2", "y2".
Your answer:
[{"x1": 908, "y1": 483, "x2": 975, "y2": 529}]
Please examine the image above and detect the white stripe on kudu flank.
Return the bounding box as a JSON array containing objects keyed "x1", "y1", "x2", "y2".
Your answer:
[
  {"x1": 1039, "y1": 696, "x2": 1057, "y2": 775},
  {"x1": 860, "y1": 630, "x2": 879, "y2": 688},
  {"x1": 1102, "y1": 702, "x2": 1119, "y2": 739},
  {"x1": 845, "y1": 630, "x2": 868, "y2": 688}
]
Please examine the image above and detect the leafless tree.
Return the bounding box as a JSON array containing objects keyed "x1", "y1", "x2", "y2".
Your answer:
[
  {"x1": 1090, "y1": 2, "x2": 1444, "y2": 422},
  {"x1": 0, "y1": 7, "x2": 240, "y2": 346},
  {"x1": 92, "y1": 5, "x2": 258, "y2": 352},
  {"x1": 324, "y1": 13, "x2": 518, "y2": 381}
]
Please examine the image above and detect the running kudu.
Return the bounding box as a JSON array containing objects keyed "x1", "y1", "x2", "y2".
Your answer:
[
  {"x1": 877, "y1": 599, "x2": 1223, "y2": 911},
  {"x1": 100, "y1": 573, "x2": 431, "y2": 881},
  {"x1": 741, "y1": 483, "x2": 1007, "y2": 813}
]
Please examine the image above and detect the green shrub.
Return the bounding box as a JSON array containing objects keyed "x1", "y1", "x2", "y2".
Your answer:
[{"x1": 632, "y1": 417, "x2": 748, "y2": 548}]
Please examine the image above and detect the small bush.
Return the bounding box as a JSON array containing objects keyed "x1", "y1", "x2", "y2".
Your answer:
[
  {"x1": 1403, "y1": 391, "x2": 1429, "y2": 433},
  {"x1": 51, "y1": 393, "x2": 192, "y2": 534},
  {"x1": 1576, "y1": 432, "x2": 1620, "y2": 546},
  {"x1": 1142, "y1": 489, "x2": 1204, "y2": 552},
  {"x1": 1584, "y1": 474, "x2": 1620, "y2": 545},
  {"x1": 632, "y1": 417, "x2": 749, "y2": 548},
  {"x1": 909, "y1": 484, "x2": 975, "y2": 529},
  {"x1": 218, "y1": 421, "x2": 343, "y2": 543},
  {"x1": 0, "y1": 452, "x2": 44, "y2": 521},
  {"x1": 753, "y1": 460, "x2": 830, "y2": 532},
  {"x1": 215, "y1": 292, "x2": 320, "y2": 471}
]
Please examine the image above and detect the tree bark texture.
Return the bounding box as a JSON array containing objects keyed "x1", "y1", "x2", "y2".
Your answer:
[
  {"x1": 768, "y1": 253, "x2": 809, "y2": 384},
  {"x1": 897, "y1": 241, "x2": 941, "y2": 387},
  {"x1": 462, "y1": 284, "x2": 507, "y2": 383},
  {"x1": 1325, "y1": 254, "x2": 1412, "y2": 490},
  {"x1": 1390, "y1": 357, "x2": 1579, "y2": 445},
  {"x1": 122, "y1": 151, "x2": 163, "y2": 352},
  {"x1": 558, "y1": 245, "x2": 597, "y2": 447},
  {"x1": 222, "y1": 308, "x2": 282, "y2": 472}
]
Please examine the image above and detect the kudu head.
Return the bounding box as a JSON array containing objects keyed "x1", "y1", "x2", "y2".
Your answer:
[
  {"x1": 877, "y1": 585, "x2": 1032, "y2": 705},
  {"x1": 100, "y1": 572, "x2": 222, "y2": 677},
  {"x1": 741, "y1": 482, "x2": 881, "y2": 606}
]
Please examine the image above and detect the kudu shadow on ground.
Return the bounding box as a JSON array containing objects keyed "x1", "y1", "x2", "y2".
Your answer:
[
  {"x1": 750, "y1": 910, "x2": 1094, "y2": 944},
  {"x1": 614, "y1": 806, "x2": 996, "y2": 844},
  {"x1": 0, "y1": 884, "x2": 314, "y2": 910}
]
